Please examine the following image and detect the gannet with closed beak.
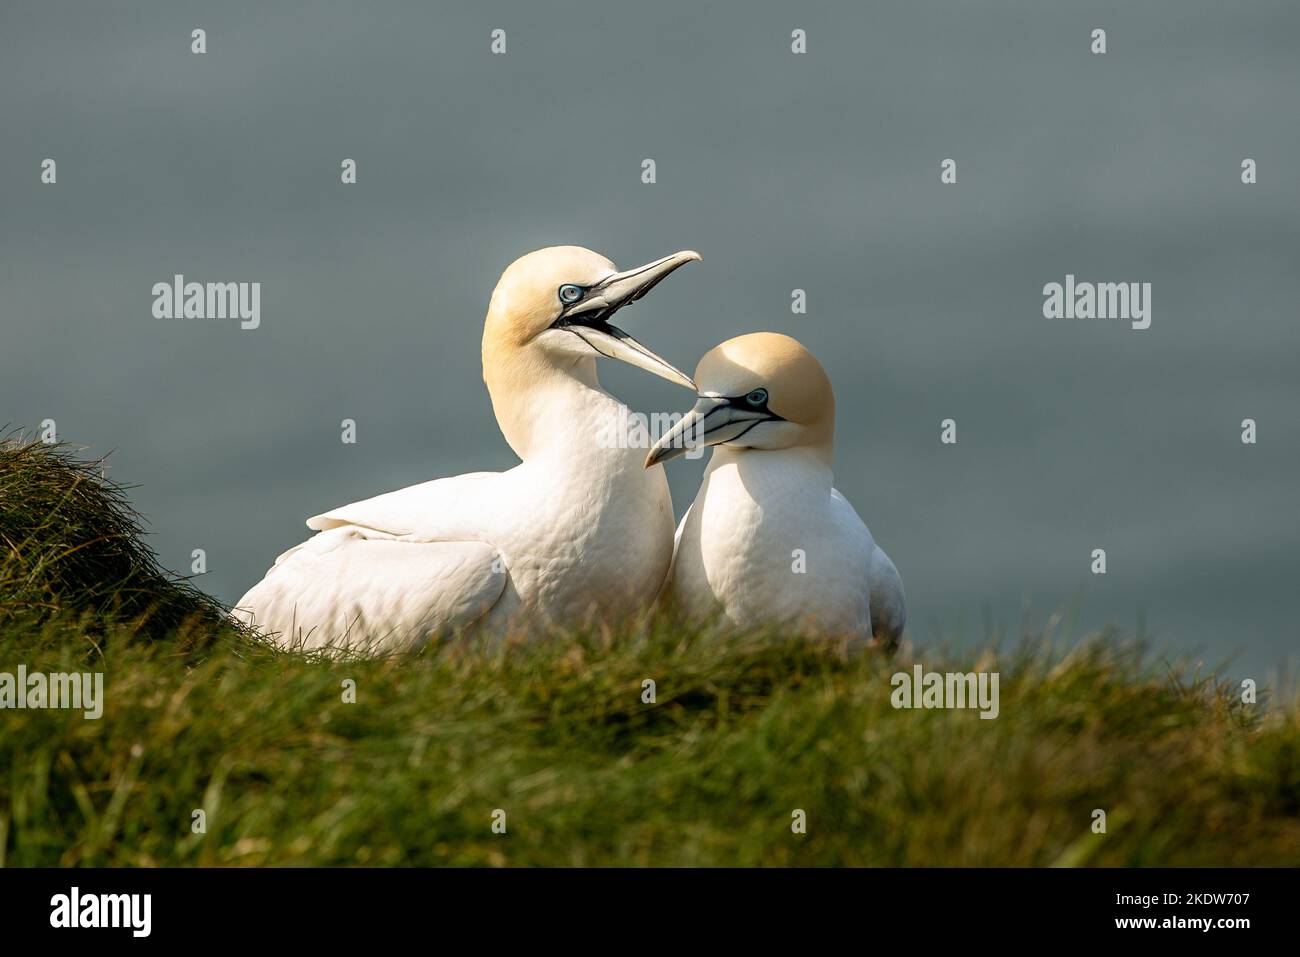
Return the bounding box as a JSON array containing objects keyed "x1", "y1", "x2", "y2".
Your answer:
[
  {"x1": 647, "y1": 332, "x2": 906, "y2": 648},
  {"x1": 234, "y1": 246, "x2": 701, "y2": 653}
]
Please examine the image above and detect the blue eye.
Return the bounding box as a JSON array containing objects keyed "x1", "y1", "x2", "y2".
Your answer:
[
  {"x1": 558, "y1": 284, "x2": 584, "y2": 304},
  {"x1": 745, "y1": 388, "x2": 768, "y2": 406}
]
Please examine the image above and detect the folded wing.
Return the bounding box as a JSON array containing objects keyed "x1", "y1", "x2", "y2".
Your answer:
[
  {"x1": 234, "y1": 472, "x2": 509, "y2": 653},
  {"x1": 305, "y1": 471, "x2": 500, "y2": 537}
]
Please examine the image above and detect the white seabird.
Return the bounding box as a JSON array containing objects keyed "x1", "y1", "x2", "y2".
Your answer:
[
  {"x1": 646, "y1": 332, "x2": 906, "y2": 647},
  {"x1": 233, "y1": 246, "x2": 701, "y2": 653}
]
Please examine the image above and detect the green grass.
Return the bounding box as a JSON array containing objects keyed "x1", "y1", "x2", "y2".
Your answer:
[{"x1": 3, "y1": 438, "x2": 1299, "y2": 866}]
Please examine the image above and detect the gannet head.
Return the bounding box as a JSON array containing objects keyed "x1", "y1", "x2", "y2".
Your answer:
[
  {"x1": 645, "y1": 332, "x2": 835, "y2": 467},
  {"x1": 484, "y1": 246, "x2": 700, "y2": 389}
]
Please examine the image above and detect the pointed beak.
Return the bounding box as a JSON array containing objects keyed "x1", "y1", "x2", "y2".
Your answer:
[
  {"x1": 644, "y1": 395, "x2": 773, "y2": 468},
  {"x1": 556, "y1": 250, "x2": 701, "y2": 390},
  {"x1": 567, "y1": 251, "x2": 702, "y2": 317}
]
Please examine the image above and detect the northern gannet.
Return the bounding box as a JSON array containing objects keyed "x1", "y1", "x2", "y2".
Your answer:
[
  {"x1": 646, "y1": 332, "x2": 906, "y2": 648},
  {"x1": 234, "y1": 246, "x2": 701, "y2": 653}
]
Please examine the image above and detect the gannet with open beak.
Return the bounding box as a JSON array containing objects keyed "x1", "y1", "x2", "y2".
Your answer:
[
  {"x1": 233, "y1": 246, "x2": 700, "y2": 653},
  {"x1": 646, "y1": 332, "x2": 906, "y2": 648}
]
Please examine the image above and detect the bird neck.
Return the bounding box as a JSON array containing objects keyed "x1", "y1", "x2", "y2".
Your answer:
[
  {"x1": 483, "y1": 346, "x2": 624, "y2": 463},
  {"x1": 708, "y1": 442, "x2": 835, "y2": 486}
]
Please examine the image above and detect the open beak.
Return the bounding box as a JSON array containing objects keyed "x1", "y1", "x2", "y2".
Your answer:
[
  {"x1": 554, "y1": 250, "x2": 701, "y2": 390},
  {"x1": 644, "y1": 395, "x2": 776, "y2": 468}
]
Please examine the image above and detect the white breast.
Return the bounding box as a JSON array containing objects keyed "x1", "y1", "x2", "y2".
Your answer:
[
  {"x1": 479, "y1": 440, "x2": 676, "y2": 635},
  {"x1": 669, "y1": 448, "x2": 875, "y2": 640}
]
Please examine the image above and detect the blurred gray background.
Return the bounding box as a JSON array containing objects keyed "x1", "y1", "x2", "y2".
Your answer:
[{"x1": 3, "y1": 1, "x2": 1297, "y2": 676}]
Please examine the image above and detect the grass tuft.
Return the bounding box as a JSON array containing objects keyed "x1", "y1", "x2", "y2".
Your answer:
[{"x1": 0, "y1": 433, "x2": 230, "y2": 648}]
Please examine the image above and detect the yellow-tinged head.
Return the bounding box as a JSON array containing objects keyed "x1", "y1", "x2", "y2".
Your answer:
[
  {"x1": 646, "y1": 332, "x2": 835, "y2": 467},
  {"x1": 482, "y1": 245, "x2": 700, "y2": 389}
]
